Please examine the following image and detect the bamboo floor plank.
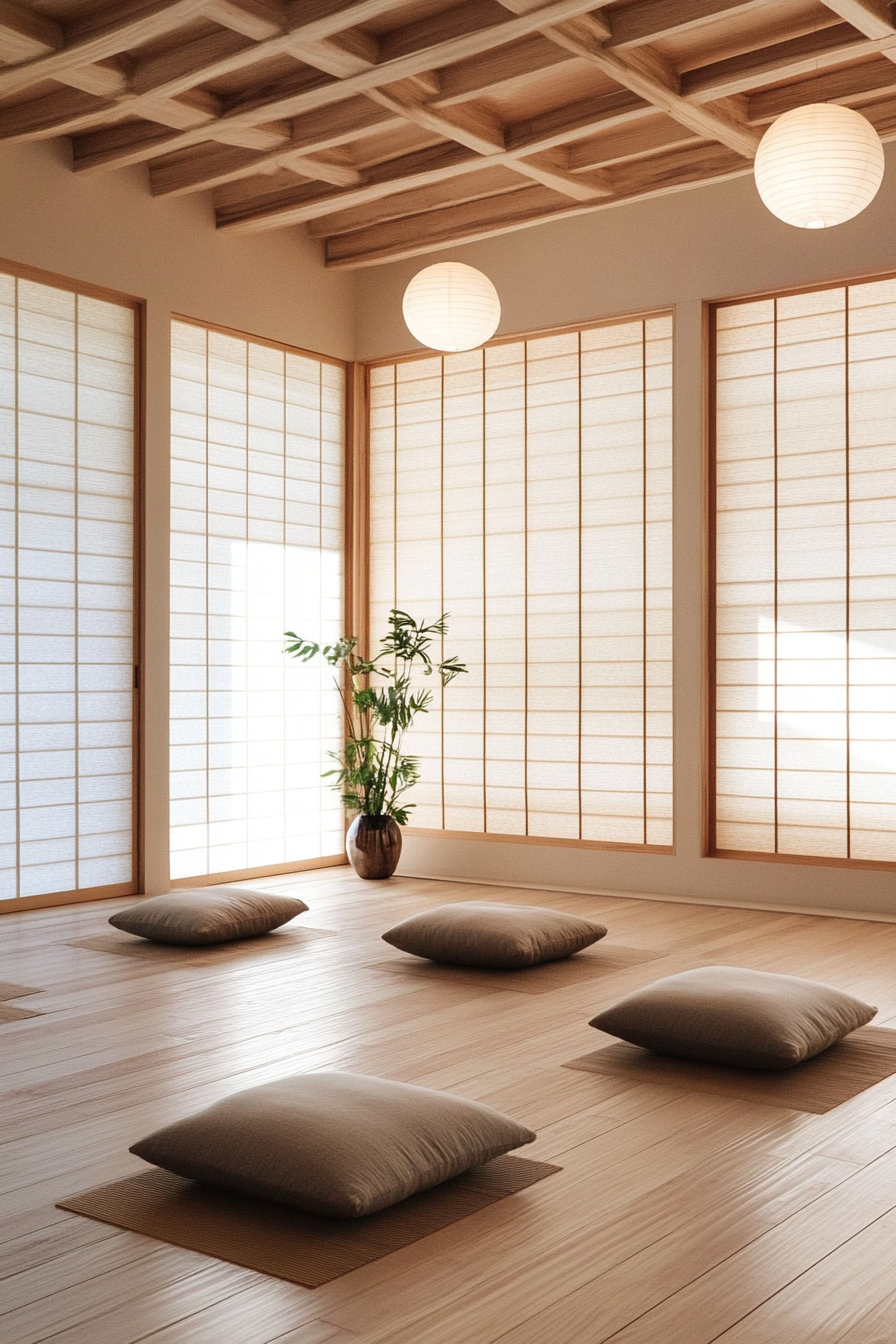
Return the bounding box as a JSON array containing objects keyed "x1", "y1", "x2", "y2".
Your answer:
[
  {"x1": 4, "y1": 869, "x2": 896, "y2": 1344},
  {"x1": 711, "y1": 1203, "x2": 896, "y2": 1341}
]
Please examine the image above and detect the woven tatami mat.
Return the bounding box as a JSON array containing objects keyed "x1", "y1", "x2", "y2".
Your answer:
[
  {"x1": 367, "y1": 944, "x2": 668, "y2": 995},
  {"x1": 66, "y1": 926, "x2": 335, "y2": 963},
  {"x1": 564, "y1": 1026, "x2": 896, "y2": 1114},
  {"x1": 59, "y1": 1155, "x2": 561, "y2": 1287}
]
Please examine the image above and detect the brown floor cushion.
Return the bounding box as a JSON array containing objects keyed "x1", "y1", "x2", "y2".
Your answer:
[
  {"x1": 130, "y1": 1071, "x2": 536, "y2": 1217},
  {"x1": 109, "y1": 887, "x2": 309, "y2": 946},
  {"x1": 382, "y1": 901, "x2": 607, "y2": 968},
  {"x1": 589, "y1": 965, "x2": 877, "y2": 1069}
]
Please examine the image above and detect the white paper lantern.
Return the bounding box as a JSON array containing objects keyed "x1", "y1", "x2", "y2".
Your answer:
[
  {"x1": 402, "y1": 262, "x2": 501, "y2": 352},
  {"x1": 754, "y1": 103, "x2": 884, "y2": 229}
]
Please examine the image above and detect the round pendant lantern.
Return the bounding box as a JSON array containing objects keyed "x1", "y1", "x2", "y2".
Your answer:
[
  {"x1": 402, "y1": 262, "x2": 501, "y2": 352},
  {"x1": 754, "y1": 103, "x2": 884, "y2": 229}
]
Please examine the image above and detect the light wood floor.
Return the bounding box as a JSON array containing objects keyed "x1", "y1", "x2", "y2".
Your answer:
[{"x1": 4, "y1": 869, "x2": 896, "y2": 1344}]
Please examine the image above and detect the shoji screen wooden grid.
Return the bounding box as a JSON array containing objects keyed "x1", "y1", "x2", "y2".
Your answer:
[
  {"x1": 170, "y1": 321, "x2": 345, "y2": 882},
  {"x1": 0, "y1": 268, "x2": 137, "y2": 905},
  {"x1": 712, "y1": 279, "x2": 896, "y2": 866},
  {"x1": 368, "y1": 315, "x2": 673, "y2": 849}
]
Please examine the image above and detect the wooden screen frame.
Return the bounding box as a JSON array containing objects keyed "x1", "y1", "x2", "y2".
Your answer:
[
  {"x1": 705, "y1": 270, "x2": 896, "y2": 872},
  {"x1": 167, "y1": 315, "x2": 354, "y2": 888},
  {"x1": 364, "y1": 307, "x2": 675, "y2": 856},
  {"x1": 0, "y1": 257, "x2": 145, "y2": 914}
]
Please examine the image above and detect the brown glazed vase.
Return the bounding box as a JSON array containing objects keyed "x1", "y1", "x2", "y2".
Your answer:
[{"x1": 345, "y1": 814, "x2": 402, "y2": 879}]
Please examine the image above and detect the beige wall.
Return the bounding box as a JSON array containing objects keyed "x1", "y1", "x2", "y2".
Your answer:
[
  {"x1": 0, "y1": 140, "x2": 356, "y2": 895},
  {"x1": 354, "y1": 146, "x2": 896, "y2": 919}
]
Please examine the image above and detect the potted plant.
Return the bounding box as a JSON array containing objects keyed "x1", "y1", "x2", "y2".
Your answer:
[{"x1": 284, "y1": 610, "x2": 467, "y2": 879}]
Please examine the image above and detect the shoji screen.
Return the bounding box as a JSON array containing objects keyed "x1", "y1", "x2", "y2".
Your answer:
[
  {"x1": 713, "y1": 279, "x2": 896, "y2": 865},
  {"x1": 0, "y1": 269, "x2": 137, "y2": 905},
  {"x1": 369, "y1": 316, "x2": 672, "y2": 849},
  {"x1": 170, "y1": 321, "x2": 344, "y2": 881}
]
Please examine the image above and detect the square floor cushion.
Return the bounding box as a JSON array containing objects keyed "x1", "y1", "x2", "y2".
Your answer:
[
  {"x1": 108, "y1": 887, "x2": 309, "y2": 946},
  {"x1": 382, "y1": 901, "x2": 607, "y2": 969},
  {"x1": 589, "y1": 965, "x2": 877, "y2": 1069},
  {"x1": 130, "y1": 1071, "x2": 536, "y2": 1217}
]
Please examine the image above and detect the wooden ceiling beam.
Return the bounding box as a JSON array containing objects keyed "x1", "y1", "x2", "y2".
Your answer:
[
  {"x1": 0, "y1": 86, "x2": 118, "y2": 140},
  {"x1": 566, "y1": 117, "x2": 701, "y2": 168},
  {"x1": 508, "y1": 149, "x2": 612, "y2": 197},
  {"x1": 434, "y1": 34, "x2": 572, "y2": 105},
  {"x1": 817, "y1": 0, "x2": 896, "y2": 41},
  {"x1": 287, "y1": 30, "x2": 380, "y2": 78},
  {"x1": 366, "y1": 86, "x2": 507, "y2": 154},
  {"x1": 200, "y1": 0, "x2": 285, "y2": 41},
  {"x1": 523, "y1": 11, "x2": 762, "y2": 156},
  {"x1": 215, "y1": 141, "x2": 486, "y2": 230},
  {"x1": 322, "y1": 141, "x2": 749, "y2": 267},
  {"x1": 306, "y1": 165, "x2": 528, "y2": 237},
  {"x1": 746, "y1": 58, "x2": 896, "y2": 122},
  {"x1": 270, "y1": 149, "x2": 362, "y2": 186},
  {"x1": 682, "y1": 24, "x2": 883, "y2": 101},
  {"x1": 0, "y1": 0, "x2": 210, "y2": 98},
  {"x1": 605, "y1": 0, "x2": 772, "y2": 50}
]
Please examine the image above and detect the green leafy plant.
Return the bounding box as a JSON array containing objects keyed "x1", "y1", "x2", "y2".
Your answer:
[{"x1": 284, "y1": 609, "x2": 467, "y2": 825}]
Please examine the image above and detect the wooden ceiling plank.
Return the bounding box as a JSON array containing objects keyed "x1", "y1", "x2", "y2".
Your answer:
[
  {"x1": 67, "y1": 0, "x2": 625, "y2": 174},
  {"x1": 280, "y1": 0, "x2": 438, "y2": 45},
  {"x1": 817, "y1": 1, "x2": 896, "y2": 41},
  {"x1": 529, "y1": 14, "x2": 762, "y2": 156},
  {"x1": 682, "y1": 24, "x2": 883, "y2": 101},
  {"x1": 0, "y1": 86, "x2": 117, "y2": 141},
  {"x1": 199, "y1": 0, "x2": 285, "y2": 41},
  {"x1": 746, "y1": 57, "x2": 896, "y2": 121},
  {"x1": 606, "y1": 0, "x2": 774, "y2": 49},
  {"x1": 0, "y1": 0, "x2": 61, "y2": 62},
  {"x1": 306, "y1": 165, "x2": 526, "y2": 236},
  {"x1": 434, "y1": 34, "x2": 572, "y2": 105},
  {"x1": 322, "y1": 141, "x2": 749, "y2": 265},
  {"x1": 504, "y1": 90, "x2": 654, "y2": 153},
  {"x1": 860, "y1": 87, "x2": 896, "y2": 126},
  {"x1": 566, "y1": 117, "x2": 701, "y2": 168}
]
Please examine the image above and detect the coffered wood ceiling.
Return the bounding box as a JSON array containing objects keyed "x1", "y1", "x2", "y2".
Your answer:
[{"x1": 3, "y1": 0, "x2": 896, "y2": 267}]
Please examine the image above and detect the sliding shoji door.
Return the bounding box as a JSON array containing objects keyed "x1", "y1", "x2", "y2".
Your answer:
[
  {"x1": 368, "y1": 315, "x2": 673, "y2": 849},
  {"x1": 0, "y1": 266, "x2": 138, "y2": 908},
  {"x1": 170, "y1": 321, "x2": 345, "y2": 882},
  {"x1": 713, "y1": 278, "x2": 896, "y2": 865}
]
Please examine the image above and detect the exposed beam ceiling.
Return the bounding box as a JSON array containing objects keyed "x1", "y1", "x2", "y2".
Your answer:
[{"x1": 0, "y1": 0, "x2": 893, "y2": 266}]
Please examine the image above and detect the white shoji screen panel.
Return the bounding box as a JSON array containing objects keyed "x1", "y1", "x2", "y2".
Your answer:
[
  {"x1": 0, "y1": 272, "x2": 136, "y2": 902},
  {"x1": 714, "y1": 280, "x2": 896, "y2": 864},
  {"x1": 170, "y1": 321, "x2": 344, "y2": 881},
  {"x1": 369, "y1": 316, "x2": 672, "y2": 848}
]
